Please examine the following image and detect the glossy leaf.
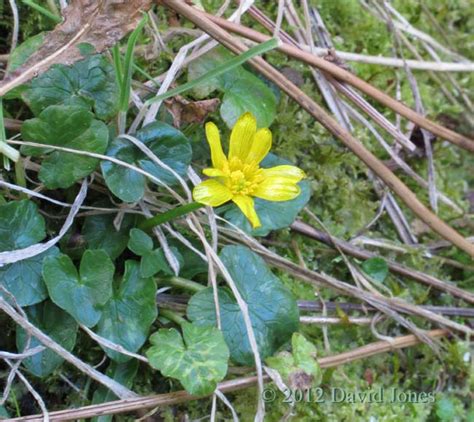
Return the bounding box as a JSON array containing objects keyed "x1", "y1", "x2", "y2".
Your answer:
[
  {"x1": 82, "y1": 210, "x2": 136, "y2": 260},
  {"x1": 222, "y1": 154, "x2": 311, "y2": 236},
  {"x1": 0, "y1": 200, "x2": 51, "y2": 306},
  {"x1": 43, "y1": 250, "x2": 114, "y2": 327},
  {"x1": 0, "y1": 200, "x2": 45, "y2": 250},
  {"x1": 128, "y1": 228, "x2": 154, "y2": 255},
  {"x1": 187, "y1": 245, "x2": 299, "y2": 365},
  {"x1": 127, "y1": 229, "x2": 172, "y2": 277},
  {"x1": 22, "y1": 53, "x2": 119, "y2": 120},
  {"x1": 187, "y1": 47, "x2": 277, "y2": 128},
  {"x1": 16, "y1": 301, "x2": 78, "y2": 378},
  {"x1": 146, "y1": 322, "x2": 229, "y2": 395},
  {"x1": 220, "y1": 73, "x2": 277, "y2": 128},
  {"x1": 0, "y1": 247, "x2": 59, "y2": 306},
  {"x1": 101, "y1": 121, "x2": 192, "y2": 203},
  {"x1": 96, "y1": 261, "x2": 157, "y2": 362},
  {"x1": 21, "y1": 105, "x2": 108, "y2": 189}
]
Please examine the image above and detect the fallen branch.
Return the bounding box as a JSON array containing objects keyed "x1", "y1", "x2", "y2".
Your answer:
[
  {"x1": 162, "y1": 0, "x2": 474, "y2": 257},
  {"x1": 11, "y1": 329, "x2": 448, "y2": 421}
]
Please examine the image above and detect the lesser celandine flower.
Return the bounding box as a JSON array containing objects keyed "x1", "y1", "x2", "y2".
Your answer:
[{"x1": 193, "y1": 112, "x2": 306, "y2": 228}]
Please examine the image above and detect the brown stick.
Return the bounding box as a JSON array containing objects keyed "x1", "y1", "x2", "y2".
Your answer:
[
  {"x1": 204, "y1": 12, "x2": 474, "y2": 153},
  {"x1": 290, "y1": 220, "x2": 474, "y2": 304},
  {"x1": 162, "y1": 0, "x2": 474, "y2": 257},
  {"x1": 11, "y1": 329, "x2": 448, "y2": 421}
]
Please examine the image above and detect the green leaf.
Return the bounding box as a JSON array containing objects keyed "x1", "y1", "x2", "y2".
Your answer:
[
  {"x1": 222, "y1": 154, "x2": 311, "y2": 236},
  {"x1": 187, "y1": 47, "x2": 277, "y2": 128},
  {"x1": 0, "y1": 200, "x2": 54, "y2": 306},
  {"x1": 82, "y1": 210, "x2": 136, "y2": 260},
  {"x1": 127, "y1": 229, "x2": 172, "y2": 277},
  {"x1": 0, "y1": 247, "x2": 59, "y2": 306},
  {"x1": 266, "y1": 333, "x2": 321, "y2": 389},
  {"x1": 128, "y1": 228, "x2": 153, "y2": 255},
  {"x1": 146, "y1": 322, "x2": 229, "y2": 395},
  {"x1": 16, "y1": 301, "x2": 78, "y2": 378},
  {"x1": 220, "y1": 73, "x2": 277, "y2": 128},
  {"x1": 140, "y1": 249, "x2": 171, "y2": 278},
  {"x1": 101, "y1": 121, "x2": 192, "y2": 203},
  {"x1": 0, "y1": 200, "x2": 45, "y2": 250},
  {"x1": 43, "y1": 250, "x2": 114, "y2": 327},
  {"x1": 91, "y1": 361, "x2": 139, "y2": 422},
  {"x1": 22, "y1": 54, "x2": 119, "y2": 120},
  {"x1": 436, "y1": 397, "x2": 457, "y2": 421},
  {"x1": 169, "y1": 239, "x2": 207, "y2": 279},
  {"x1": 4, "y1": 33, "x2": 46, "y2": 100},
  {"x1": 362, "y1": 257, "x2": 389, "y2": 283},
  {"x1": 21, "y1": 105, "x2": 109, "y2": 189},
  {"x1": 96, "y1": 260, "x2": 157, "y2": 362},
  {"x1": 7, "y1": 33, "x2": 46, "y2": 73},
  {"x1": 187, "y1": 245, "x2": 299, "y2": 365}
]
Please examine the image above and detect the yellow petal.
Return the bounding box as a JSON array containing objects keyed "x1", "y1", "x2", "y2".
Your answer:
[
  {"x1": 193, "y1": 179, "x2": 232, "y2": 207},
  {"x1": 206, "y1": 122, "x2": 227, "y2": 169},
  {"x1": 245, "y1": 128, "x2": 272, "y2": 164},
  {"x1": 253, "y1": 177, "x2": 301, "y2": 201},
  {"x1": 232, "y1": 195, "x2": 261, "y2": 228},
  {"x1": 261, "y1": 165, "x2": 306, "y2": 182},
  {"x1": 203, "y1": 168, "x2": 227, "y2": 177},
  {"x1": 229, "y1": 112, "x2": 257, "y2": 161}
]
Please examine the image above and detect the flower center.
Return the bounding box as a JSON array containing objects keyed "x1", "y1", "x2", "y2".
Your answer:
[{"x1": 225, "y1": 157, "x2": 264, "y2": 196}]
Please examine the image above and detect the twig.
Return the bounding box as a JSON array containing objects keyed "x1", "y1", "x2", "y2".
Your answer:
[
  {"x1": 290, "y1": 220, "x2": 474, "y2": 304},
  {"x1": 5, "y1": 360, "x2": 49, "y2": 422},
  {"x1": 162, "y1": 0, "x2": 474, "y2": 256},
  {"x1": 300, "y1": 316, "x2": 372, "y2": 325},
  {"x1": 157, "y1": 294, "x2": 474, "y2": 318},
  {"x1": 12, "y1": 329, "x2": 448, "y2": 421},
  {"x1": 204, "y1": 12, "x2": 474, "y2": 152}
]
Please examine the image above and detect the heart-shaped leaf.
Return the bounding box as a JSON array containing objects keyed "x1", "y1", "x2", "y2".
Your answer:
[
  {"x1": 43, "y1": 250, "x2": 114, "y2": 327},
  {"x1": 222, "y1": 154, "x2": 311, "y2": 236},
  {"x1": 0, "y1": 200, "x2": 45, "y2": 250},
  {"x1": 146, "y1": 322, "x2": 229, "y2": 395},
  {"x1": 0, "y1": 247, "x2": 59, "y2": 307},
  {"x1": 16, "y1": 301, "x2": 78, "y2": 378},
  {"x1": 96, "y1": 260, "x2": 157, "y2": 362},
  {"x1": 21, "y1": 105, "x2": 109, "y2": 189},
  {"x1": 220, "y1": 73, "x2": 277, "y2": 128},
  {"x1": 128, "y1": 229, "x2": 172, "y2": 277},
  {"x1": 22, "y1": 53, "x2": 119, "y2": 120},
  {"x1": 187, "y1": 47, "x2": 277, "y2": 128},
  {"x1": 362, "y1": 257, "x2": 389, "y2": 283},
  {"x1": 0, "y1": 200, "x2": 52, "y2": 306},
  {"x1": 82, "y1": 209, "x2": 137, "y2": 260},
  {"x1": 187, "y1": 245, "x2": 299, "y2": 365},
  {"x1": 101, "y1": 122, "x2": 192, "y2": 203}
]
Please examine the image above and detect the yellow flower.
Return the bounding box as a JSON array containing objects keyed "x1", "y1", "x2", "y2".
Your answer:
[{"x1": 192, "y1": 112, "x2": 306, "y2": 228}]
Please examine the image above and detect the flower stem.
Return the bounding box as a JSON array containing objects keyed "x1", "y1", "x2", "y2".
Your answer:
[
  {"x1": 159, "y1": 309, "x2": 187, "y2": 326},
  {"x1": 159, "y1": 276, "x2": 205, "y2": 293},
  {"x1": 138, "y1": 202, "x2": 205, "y2": 231},
  {"x1": 14, "y1": 160, "x2": 27, "y2": 199}
]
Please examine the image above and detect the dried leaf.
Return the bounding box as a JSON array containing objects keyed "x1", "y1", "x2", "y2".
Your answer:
[
  {"x1": 0, "y1": 0, "x2": 152, "y2": 97},
  {"x1": 164, "y1": 96, "x2": 220, "y2": 128}
]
